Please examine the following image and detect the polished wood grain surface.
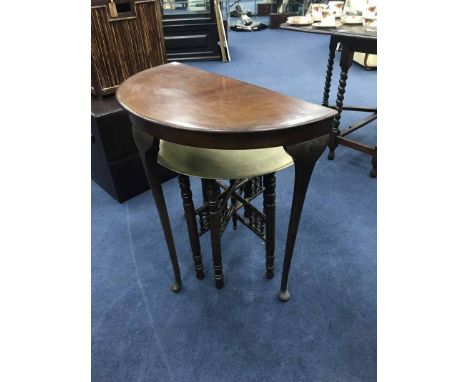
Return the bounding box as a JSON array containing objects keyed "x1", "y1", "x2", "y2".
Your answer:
[{"x1": 117, "y1": 63, "x2": 337, "y2": 149}]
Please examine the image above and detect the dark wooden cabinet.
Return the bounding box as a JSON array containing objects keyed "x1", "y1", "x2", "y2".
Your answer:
[
  {"x1": 91, "y1": 95, "x2": 176, "y2": 203},
  {"x1": 91, "y1": 0, "x2": 167, "y2": 98}
]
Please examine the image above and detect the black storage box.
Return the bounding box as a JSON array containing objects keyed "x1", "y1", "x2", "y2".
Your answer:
[{"x1": 91, "y1": 95, "x2": 176, "y2": 203}]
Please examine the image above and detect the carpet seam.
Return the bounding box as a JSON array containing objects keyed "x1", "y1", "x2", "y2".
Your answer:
[{"x1": 126, "y1": 204, "x2": 175, "y2": 382}]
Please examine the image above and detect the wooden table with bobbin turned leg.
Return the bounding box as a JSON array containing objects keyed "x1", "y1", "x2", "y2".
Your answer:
[
  {"x1": 280, "y1": 23, "x2": 378, "y2": 177},
  {"x1": 116, "y1": 62, "x2": 337, "y2": 301},
  {"x1": 158, "y1": 141, "x2": 294, "y2": 287}
]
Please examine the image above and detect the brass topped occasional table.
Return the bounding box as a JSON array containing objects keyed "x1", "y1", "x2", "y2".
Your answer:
[
  {"x1": 160, "y1": 141, "x2": 295, "y2": 283},
  {"x1": 117, "y1": 62, "x2": 337, "y2": 301},
  {"x1": 280, "y1": 23, "x2": 378, "y2": 177}
]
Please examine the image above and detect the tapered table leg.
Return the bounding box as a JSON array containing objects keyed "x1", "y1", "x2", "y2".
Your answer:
[
  {"x1": 206, "y1": 179, "x2": 224, "y2": 289},
  {"x1": 178, "y1": 175, "x2": 205, "y2": 279},
  {"x1": 328, "y1": 42, "x2": 355, "y2": 160},
  {"x1": 278, "y1": 136, "x2": 329, "y2": 302},
  {"x1": 322, "y1": 36, "x2": 338, "y2": 107},
  {"x1": 132, "y1": 126, "x2": 182, "y2": 293},
  {"x1": 263, "y1": 173, "x2": 276, "y2": 279}
]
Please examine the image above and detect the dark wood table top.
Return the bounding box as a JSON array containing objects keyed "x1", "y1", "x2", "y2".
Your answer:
[
  {"x1": 116, "y1": 62, "x2": 337, "y2": 149},
  {"x1": 280, "y1": 23, "x2": 377, "y2": 40}
]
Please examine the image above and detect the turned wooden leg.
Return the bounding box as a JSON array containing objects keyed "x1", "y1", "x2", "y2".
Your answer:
[
  {"x1": 370, "y1": 147, "x2": 377, "y2": 178},
  {"x1": 178, "y1": 175, "x2": 205, "y2": 280},
  {"x1": 263, "y1": 173, "x2": 276, "y2": 279},
  {"x1": 230, "y1": 179, "x2": 238, "y2": 230},
  {"x1": 322, "y1": 37, "x2": 338, "y2": 107},
  {"x1": 206, "y1": 179, "x2": 224, "y2": 289},
  {"x1": 132, "y1": 126, "x2": 182, "y2": 293},
  {"x1": 278, "y1": 136, "x2": 329, "y2": 302},
  {"x1": 328, "y1": 43, "x2": 355, "y2": 161},
  {"x1": 201, "y1": 178, "x2": 209, "y2": 204}
]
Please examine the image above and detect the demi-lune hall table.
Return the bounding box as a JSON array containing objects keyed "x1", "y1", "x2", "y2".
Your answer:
[{"x1": 116, "y1": 62, "x2": 337, "y2": 301}]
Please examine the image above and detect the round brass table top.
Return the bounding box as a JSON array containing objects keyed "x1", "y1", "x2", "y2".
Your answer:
[{"x1": 158, "y1": 141, "x2": 293, "y2": 180}]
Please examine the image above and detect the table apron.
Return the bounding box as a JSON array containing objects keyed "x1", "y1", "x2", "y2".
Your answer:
[
  {"x1": 129, "y1": 114, "x2": 336, "y2": 150},
  {"x1": 332, "y1": 35, "x2": 377, "y2": 55}
]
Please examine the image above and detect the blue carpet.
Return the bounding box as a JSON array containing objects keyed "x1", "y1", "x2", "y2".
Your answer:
[{"x1": 92, "y1": 29, "x2": 376, "y2": 381}]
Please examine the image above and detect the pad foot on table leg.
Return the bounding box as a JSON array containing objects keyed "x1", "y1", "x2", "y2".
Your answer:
[
  {"x1": 171, "y1": 282, "x2": 182, "y2": 293},
  {"x1": 277, "y1": 289, "x2": 290, "y2": 302},
  {"x1": 327, "y1": 149, "x2": 335, "y2": 160},
  {"x1": 266, "y1": 270, "x2": 274, "y2": 279}
]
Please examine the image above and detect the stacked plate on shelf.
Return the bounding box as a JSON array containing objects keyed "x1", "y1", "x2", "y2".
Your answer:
[{"x1": 286, "y1": 16, "x2": 313, "y2": 27}]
